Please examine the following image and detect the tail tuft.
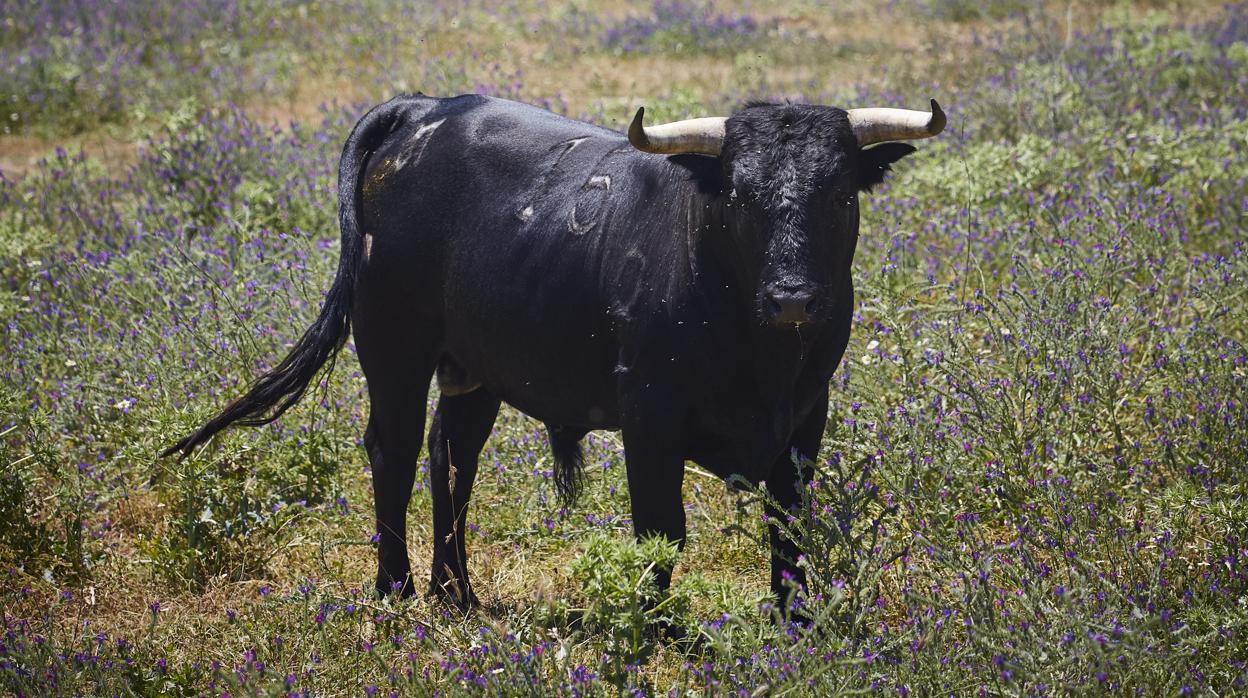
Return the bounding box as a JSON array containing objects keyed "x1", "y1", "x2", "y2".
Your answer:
[
  {"x1": 159, "y1": 287, "x2": 349, "y2": 458},
  {"x1": 160, "y1": 98, "x2": 407, "y2": 460}
]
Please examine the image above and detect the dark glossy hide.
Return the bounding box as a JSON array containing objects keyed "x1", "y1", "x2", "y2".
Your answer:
[{"x1": 164, "y1": 94, "x2": 919, "y2": 609}]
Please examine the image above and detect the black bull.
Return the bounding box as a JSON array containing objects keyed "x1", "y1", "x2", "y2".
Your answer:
[{"x1": 164, "y1": 93, "x2": 942, "y2": 608}]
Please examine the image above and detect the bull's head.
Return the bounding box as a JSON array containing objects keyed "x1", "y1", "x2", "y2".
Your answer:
[{"x1": 629, "y1": 100, "x2": 944, "y2": 327}]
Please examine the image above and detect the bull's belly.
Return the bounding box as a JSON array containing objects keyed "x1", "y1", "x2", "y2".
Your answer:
[
  {"x1": 492, "y1": 379, "x2": 622, "y2": 430},
  {"x1": 503, "y1": 394, "x2": 621, "y2": 430},
  {"x1": 442, "y1": 334, "x2": 622, "y2": 429},
  {"x1": 446, "y1": 343, "x2": 825, "y2": 485}
]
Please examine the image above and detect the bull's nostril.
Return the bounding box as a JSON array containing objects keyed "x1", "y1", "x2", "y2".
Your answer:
[{"x1": 764, "y1": 287, "x2": 816, "y2": 324}]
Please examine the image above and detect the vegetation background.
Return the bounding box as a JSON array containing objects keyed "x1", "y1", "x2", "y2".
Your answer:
[{"x1": 1, "y1": 0, "x2": 1246, "y2": 694}]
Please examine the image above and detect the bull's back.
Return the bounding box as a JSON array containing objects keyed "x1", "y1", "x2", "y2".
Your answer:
[{"x1": 357, "y1": 95, "x2": 668, "y2": 426}]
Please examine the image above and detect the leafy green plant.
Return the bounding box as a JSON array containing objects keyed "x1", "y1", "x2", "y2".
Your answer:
[
  {"x1": 563, "y1": 533, "x2": 691, "y2": 681},
  {"x1": 762, "y1": 447, "x2": 906, "y2": 636},
  {"x1": 0, "y1": 385, "x2": 110, "y2": 584}
]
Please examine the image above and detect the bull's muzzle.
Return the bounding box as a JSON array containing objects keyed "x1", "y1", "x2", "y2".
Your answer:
[{"x1": 764, "y1": 285, "x2": 817, "y2": 326}]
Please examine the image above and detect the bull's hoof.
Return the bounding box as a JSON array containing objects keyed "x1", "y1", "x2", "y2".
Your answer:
[
  {"x1": 771, "y1": 598, "x2": 814, "y2": 629},
  {"x1": 656, "y1": 617, "x2": 688, "y2": 643},
  {"x1": 428, "y1": 577, "x2": 478, "y2": 612},
  {"x1": 375, "y1": 573, "x2": 416, "y2": 600}
]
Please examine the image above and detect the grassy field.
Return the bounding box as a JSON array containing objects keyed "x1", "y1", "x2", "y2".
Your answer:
[{"x1": 2, "y1": 0, "x2": 1247, "y2": 694}]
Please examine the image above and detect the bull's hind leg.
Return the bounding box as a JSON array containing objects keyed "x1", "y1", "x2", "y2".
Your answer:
[
  {"x1": 362, "y1": 372, "x2": 435, "y2": 598},
  {"x1": 356, "y1": 313, "x2": 438, "y2": 598},
  {"x1": 426, "y1": 387, "x2": 500, "y2": 609}
]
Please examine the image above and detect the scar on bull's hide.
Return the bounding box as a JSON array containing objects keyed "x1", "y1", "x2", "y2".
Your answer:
[
  {"x1": 362, "y1": 233, "x2": 374, "y2": 263},
  {"x1": 567, "y1": 171, "x2": 615, "y2": 235},
  {"x1": 436, "y1": 357, "x2": 481, "y2": 396},
  {"x1": 568, "y1": 204, "x2": 595, "y2": 235},
  {"x1": 515, "y1": 137, "x2": 589, "y2": 222},
  {"x1": 394, "y1": 118, "x2": 445, "y2": 170}
]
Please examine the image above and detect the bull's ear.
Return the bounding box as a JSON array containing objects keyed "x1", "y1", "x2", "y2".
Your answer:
[{"x1": 857, "y1": 143, "x2": 917, "y2": 192}]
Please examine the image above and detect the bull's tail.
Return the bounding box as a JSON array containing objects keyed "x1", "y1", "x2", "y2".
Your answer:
[{"x1": 161, "y1": 101, "x2": 401, "y2": 459}]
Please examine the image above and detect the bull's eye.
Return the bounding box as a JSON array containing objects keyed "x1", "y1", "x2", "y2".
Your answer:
[{"x1": 829, "y1": 189, "x2": 854, "y2": 208}]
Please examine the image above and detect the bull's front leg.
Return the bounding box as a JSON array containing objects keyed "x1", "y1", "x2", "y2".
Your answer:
[
  {"x1": 764, "y1": 388, "x2": 828, "y2": 612},
  {"x1": 621, "y1": 418, "x2": 687, "y2": 593}
]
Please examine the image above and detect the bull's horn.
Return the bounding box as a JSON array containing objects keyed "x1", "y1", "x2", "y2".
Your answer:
[
  {"x1": 847, "y1": 99, "x2": 946, "y2": 146},
  {"x1": 628, "y1": 106, "x2": 726, "y2": 156}
]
